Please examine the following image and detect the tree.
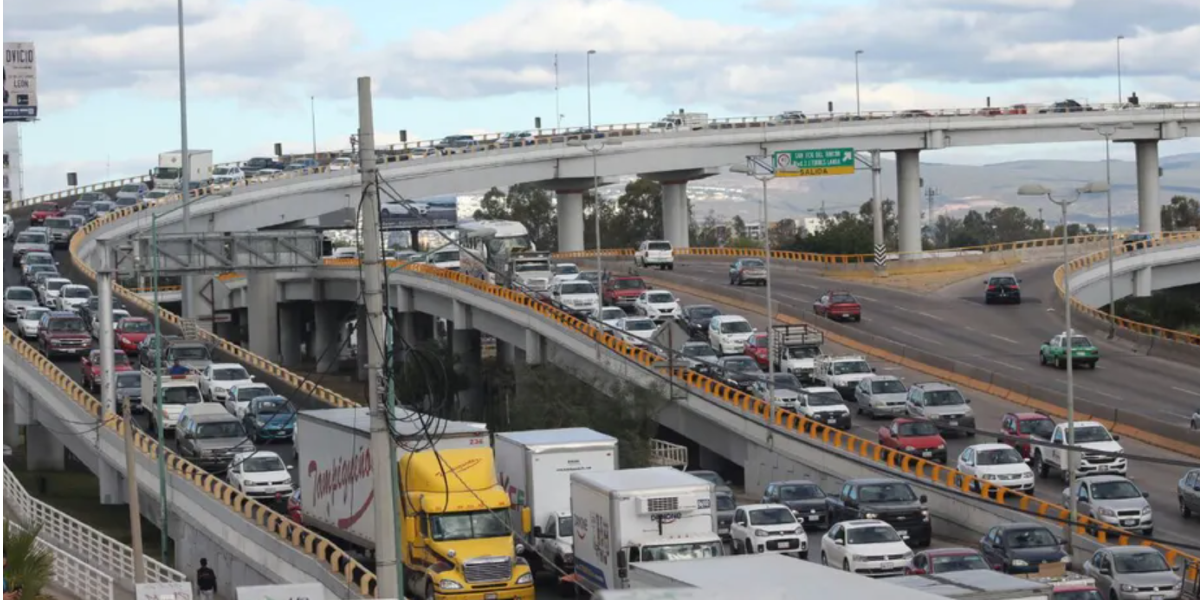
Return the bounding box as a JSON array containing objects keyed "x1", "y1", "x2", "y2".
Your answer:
[
  {"x1": 731, "y1": 215, "x2": 746, "y2": 239},
  {"x1": 3, "y1": 522, "x2": 55, "y2": 600},
  {"x1": 598, "y1": 178, "x2": 665, "y2": 249},
  {"x1": 1161, "y1": 195, "x2": 1200, "y2": 232},
  {"x1": 473, "y1": 184, "x2": 558, "y2": 250},
  {"x1": 769, "y1": 218, "x2": 799, "y2": 249}
]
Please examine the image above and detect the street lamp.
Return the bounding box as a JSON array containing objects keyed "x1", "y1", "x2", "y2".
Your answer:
[
  {"x1": 854, "y1": 50, "x2": 864, "y2": 116},
  {"x1": 1116, "y1": 35, "x2": 1125, "y2": 104},
  {"x1": 1080, "y1": 122, "x2": 1134, "y2": 338},
  {"x1": 1017, "y1": 181, "x2": 1109, "y2": 556},
  {"x1": 176, "y1": 0, "x2": 194, "y2": 321},
  {"x1": 310, "y1": 96, "x2": 318, "y2": 157},
  {"x1": 566, "y1": 138, "x2": 622, "y2": 331},
  {"x1": 730, "y1": 158, "x2": 778, "y2": 405}
]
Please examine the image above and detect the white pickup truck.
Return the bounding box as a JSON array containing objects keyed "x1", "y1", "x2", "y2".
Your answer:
[{"x1": 1031, "y1": 421, "x2": 1127, "y2": 481}]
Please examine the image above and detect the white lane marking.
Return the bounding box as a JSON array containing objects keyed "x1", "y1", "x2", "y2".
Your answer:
[
  {"x1": 918, "y1": 312, "x2": 939, "y2": 319},
  {"x1": 1074, "y1": 384, "x2": 1125, "y2": 401},
  {"x1": 976, "y1": 356, "x2": 1027, "y2": 372},
  {"x1": 854, "y1": 293, "x2": 879, "y2": 302},
  {"x1": 1173, "y1": 386, "x2": 1200, "y2": 398},
  {"x1": 1159, "y1": 409, "x2": 1195, "y2": 420},
  {"x1": 891, "y1": 326, "x2": 942, "y2": 345},
  {"x1": 988, "y1": 333, "x2": 1019, "y2": 344},
  {"x1": 791, "y1": 282, "x2": 819, "y2": 290}
]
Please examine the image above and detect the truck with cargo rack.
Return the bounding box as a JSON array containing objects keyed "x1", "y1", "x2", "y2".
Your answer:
[
  {"x1": 772, "y1": 324, "x2": 824, "y2": 382},
  {"x1": 494, "y1": 428, "x2": 619, "y2": 579},
  {"x1": 569, "y1": 467, "x2": 724, "y2": 594}
]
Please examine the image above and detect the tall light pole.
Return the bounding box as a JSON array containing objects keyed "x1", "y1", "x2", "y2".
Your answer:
[
  {"x1": 554, "y1": 53, "x2": 561, "y2": 129},
  {"x1": 310, "y1": 96, "x2": 318, "y2": 157},
  {"x1": 854, "y1": 50, "x2": 864, "y2": 116},
  {"x1": 1116, "y1": 35, "x2": 1125, "y2": 104},
  {"x1": 176, "y1": 0, "x2": 194, "y2": 322},
  {"x1": 1018, "y1": 181, "x2": 1110, "y2": 556},
  {"x1": 1081, "y1": 122, "x2": 1134, "y2": 338},
  {"x1": 731, "y1": 158, "x2": 778, "y2": 405}
]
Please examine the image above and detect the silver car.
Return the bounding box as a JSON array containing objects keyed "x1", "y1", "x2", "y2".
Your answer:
[
  {"x1": 4, "y1": 286, "x2": 40, "y2": 319},
  {"x1": 1084, "y1": 547, "x2": 1182, "y2": 600},
  {"x1": 1064, "y1": 475, "x2": 1153, "y2": 535},
  {"x1": 854, "y1": 375, "x2": 908, "y2": 418},
  {"x1": 43, "y1": 216, "x2": 75, "y2": 248},
  {"x1": 905, "y1": 382, "x2": 977, "y2": 435},
  {"x1": 11, "y1": 231, "x2": 51, "y2": 267},
  {"x1": 751, "y1": 373, "x2": 803, "y2": 411}
]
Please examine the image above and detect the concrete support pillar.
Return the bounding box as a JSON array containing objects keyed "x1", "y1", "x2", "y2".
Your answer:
[
  {"x1": 312, "y1": 301, "x2": 341, "y2": 373},
  {"x1": 1135, "y1": 140, "x2": 1161, "y2": 234},
  {"x1": 25, "y1": 425, "x2": 66, "y2": 471},
  {"x1": 1134, "y1": 266, "x2": 1153, "y2": 298},
  {"x1": 495, "y1": 339, "x2": 515, "y2": 367},
  {"x1": 278, "y1": 303, "x2": 303, "y2": 368},
  {"x1": 356, "y1": 303, "x2": 368, "y2": 382},
  {"x1": 186, "y1": 277, "x2": 213, "y2": 333},
  {"x1": 246, "y1": 272, "x2": 280, "y2": 363},
  {"x1": 557, "y1": 191, "x2": 585, "y2": 253},
  {"x1": 452, "y1": 329, "x2": 484, "y2": 419},
  {"x1": 97, "y1": 460, "x2": 127, "y2": 505},
  {"x1": 661, "y1": 182, "x2": 689, "y2": 248},
  {"x1": 3, "y1": 403, "x2": 17, "y2": 448},
  {"x1": 895, "y1": 149, "x2": 923, "y2": 257},
  {"x1": 525, "y1": 329, "x2": 544, "y2": 365}
]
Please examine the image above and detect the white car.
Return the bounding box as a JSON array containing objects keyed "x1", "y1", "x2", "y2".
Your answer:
[
  {"x1": 55, "y1": 284, "x2": 93, "y2": 311},
  {"x1": 380, "y1": 201, "x2": 428, "y2": 217},
  {"x1": 114, "y1": 183, "x2": 148, "y2": 201},
  {"x1": 550, "y1": 280, "x2": 599, "y2": 316},
  {"x1": 730, "y1": 504, "x2": 809, "y2": 559},
  {"x1": 91, "y1": 309, "x2": 131, "y2": 338},
  {"x1": 3, "y1": 214, "x2": 13, "y2": 239},
  {"x1": 596, "y1": 306, "x2": 626, "y2": 330},
  {"x1": 328, "y1": 157, "x2": 355, "y2": 171},
  {"x1": 552, "y1": 263, "x2": 581, "y2": 285},
  {"x1": 253, "y1": 168, "x2": 282, "y2": 181},
  {"x1": 211, "y1": 165, "x2": 246, "y2": 185},
  {"x1": 16, "y1": 306, "x2": 51, "y2": 338},
  {"x1": 634, "y1": 240, "x2": 674, "y2": 270},
  {"x1": 224, "y1": 383, "x2": 275, "y2": 418},
  {"x1": 634, "y1": 290, "x2": 681, "y2": 322},
  {"x1": 425, "y1": 247, "x2": 460, "y2": 271},
  {"x1": 956, "y1": 443, "x2": 1035, "y2": 493},
  {"x1": 226, "y1": 451, "x2": 295, "y2": 499},
  {"x1": 200, "y1": 363, "x2": 255, "y2": 403},
  {"x1": 853, "y1": 376, "x2": 909, "y2": 418},
  {"x1": 38, "y1": 277, "x2": 73, "y2": 307},
  {"x1": 143, "y1": 190, "x2": 172, "y2": 203},
  {"x1": 708, "y1": 315, "x2": 755, "y2": 355},
  {"x1": 614, "y1": 317, "x2": 658, "y2": 347},
  {"x1": 821, "y1": 519, "x2": 913, "y2": 577},
  {"x1": 4, "y1": 286, "x2": 40, "y2": 319}
]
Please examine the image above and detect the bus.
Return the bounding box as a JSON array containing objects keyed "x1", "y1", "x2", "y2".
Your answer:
[{"x1": 456, "y1": 220, "x2": 536, "y2": 283}]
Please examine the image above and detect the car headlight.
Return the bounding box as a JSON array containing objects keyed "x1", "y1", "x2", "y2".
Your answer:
[
  {"x1": 936, "y1": 444, "x2": 946, "y2": 450},
  {"x1": 983, "y1": 474, "x2": 997, "y2": 481},
  {"x1": 903, "y1": 551, "x2": 914, "y2": 560},
  {"x1": 1172, "y1": 581, "x2": 1183, "y2": 591},
  {"x1": 516, "y1": 572, "x2": 533, "y2": 585},
  {"x1": 1011, "y1": 559, "x2": 1029, "y2": 567},
  {"x1": 904, "y1": 445, "x2": 916, "y2": 452},
  {"x1": 1119, "y1": 584, "x2": 1136, "y2": 593},
  {"x1": 1098, "y1": 507, "x2": 1117, "y2": 517},
  {"x1": 794, "y1": 527, "x2": 805, "y2": 535},
  {"x1": 863, "y1": 512, "x2": 878, "y2": 519},
  {"x1": 439, "y1": 579, "x2": 463, "y2": 590},
  {"x1": 1060, "y1": 555, "x2": 1072, "y2": 563},
  {"x1": 754, "y1": 529, "x2": 769, "y2": 537},
  {"x1": 1141, "y1": 506, "x2": 1152, "y2": 515},
  {"x1": 850, "y1": 554, "x2": 864, "y2": 562}
]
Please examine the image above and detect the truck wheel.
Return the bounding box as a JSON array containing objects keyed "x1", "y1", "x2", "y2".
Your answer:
[
  {"x1": 424, "y1": 582, "x2": 436, "y2": 600},
  {"x1": 1034, "y1": 453, "x2": 1049, "y2": 478}
]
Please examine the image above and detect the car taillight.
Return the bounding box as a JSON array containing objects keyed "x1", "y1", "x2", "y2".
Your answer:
[{"x1": 987, "y1": 285, "x2": 997, "y2": 291}]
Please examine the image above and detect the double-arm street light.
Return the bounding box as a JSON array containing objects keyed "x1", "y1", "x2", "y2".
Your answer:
[
  {"x1": 1080, "y1": 122, "x2": 1134, "y2": 338},
  {"x1": 1016, "y1": 181, "x2": 1110, "y2": 556},
  {"x1": 730, "y1": 158, "x2": 778, "y2": 404}
]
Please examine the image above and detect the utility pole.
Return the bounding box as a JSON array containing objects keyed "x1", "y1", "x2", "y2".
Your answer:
[
  {"x1": 871, "y1": 151, "x2": 885, "y2": 276},
  {"x1": 924, "y1": 186, "x2": 940, "y2": 227},
  {"x1": 176, "y1": 0, "x2": 194, "y2": 322},
  {"x1": 357, "y1": 76, "x2": 402, "y2": 599},
  {"x1": 554, "y1": 53, "x2": 561, "y2": 129}
]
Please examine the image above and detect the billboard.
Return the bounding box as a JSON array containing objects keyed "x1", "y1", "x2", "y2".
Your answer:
[
  {"x1": 380, "y1": 194, "x2": 457, "y2": 231},
  {"x1": 4, "y1": 43, "x2": 38, "y2": 121}
]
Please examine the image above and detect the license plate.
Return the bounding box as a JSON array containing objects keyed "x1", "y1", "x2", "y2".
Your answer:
[
  {"x1": 900, "y1": 531, "x2": 910, "y2": 539},
  {"x1": 948, "y1": 420, "x2": 958, "y2": 426},
  {"x1": 807, "y1": 515, "x2": 819, "y2": 522},
  {"x1": 485, "y1": 594, "x2": 498, "y2": 600},
  {"x1": 779, "y1": 540, "x2": 796, "y2": 549},
  {"x1": 922, "y1": 451, "x2": 932, "y2": 457},
  {"x1": 827, "y1": 418, "x2": 838, "y2": 424},
  {"x1": 1152, "y1": 595, "x2": 1164, "y2": 600},
  {"x1": 882, "y1": 562, "x2": 894, "y2": 569},
  {"x1": 1122, "y1": 519, "x2": 1138, "y2": 527}
]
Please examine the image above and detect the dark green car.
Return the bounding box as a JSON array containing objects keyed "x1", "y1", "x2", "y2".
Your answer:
[{"x1": 1039, "y1": 332, "x2": 1099, "y2": 369}]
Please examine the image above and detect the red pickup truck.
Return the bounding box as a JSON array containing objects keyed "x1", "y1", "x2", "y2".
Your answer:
[
  {"x1": 603, "y1": 275, "x2": 647, "y2": 308},
  {"x1": 813, "y1": 290, "x2": 862, "y2": 322},
  {"x1": 31, "y1": 203, "x2": 65, "y2": 225},
  {"x1": 998, "y1": 412, "x2": 1056, "y2": 459},
  {"x1": 878, "y1": 417, "x2": 948, "y2": 463},
  {"x1": 81, "y1": 349, "x2": 133, "y2": 392}
]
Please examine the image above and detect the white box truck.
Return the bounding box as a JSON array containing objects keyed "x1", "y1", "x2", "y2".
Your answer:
[
  {"x1": 294, "y1": 406, "x2": 489, "y2": 551},
  {"x1": 569, "y1": 467, "x2": 724, "y2": 594},
  {"x1": 495, "y1": 428, "x2": 619, "y2": 575},
  {"x1": 152, "y1": 150, "x2": 214, "y2": 190}
]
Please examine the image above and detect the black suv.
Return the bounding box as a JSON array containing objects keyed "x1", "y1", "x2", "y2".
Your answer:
[
  {"x1": 677, "y1": 304, "x2": 722, "y2": 340},
  {"x1": 983, "y1": 273, "x2": 1021, "y2": 304},
  {"x1": 826, "y1": 478, "x2": 932, "y2": 547}
]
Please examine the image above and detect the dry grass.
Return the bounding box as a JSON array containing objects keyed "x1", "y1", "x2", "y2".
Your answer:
[{"x1": 824, "y1": 262, "x2": 1006, "y2": 292}]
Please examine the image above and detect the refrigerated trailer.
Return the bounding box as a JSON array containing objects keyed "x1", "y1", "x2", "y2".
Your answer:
[{"x1": 294, "y1": 406, "x2": 489, "y2": 550}]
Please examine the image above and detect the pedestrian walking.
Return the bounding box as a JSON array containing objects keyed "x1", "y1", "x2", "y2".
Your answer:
[{"x1": 196, "y1": 558, "x2": 217, "y2": 600}]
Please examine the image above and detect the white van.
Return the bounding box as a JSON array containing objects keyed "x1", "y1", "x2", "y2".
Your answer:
[
  {"x1": 330, "y1": 247, "x2": 358, "y2": 260},
  {"x1": 707, "y1": 314, "x2": 755, "y2": 355},
  {"x1": 634, "y1": 240, "x2": 675, "y2": 270}
]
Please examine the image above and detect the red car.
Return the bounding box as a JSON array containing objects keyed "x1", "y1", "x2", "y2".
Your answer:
[
  {"x1": 115, "y1": 317, "x2": 154, "y2": 355},
  {"x1": 81, "y1": 349, "x2": 133, "y2": 392},
  {"x1": 30, "y1": 203, "x2": 65, "y2": 225},
  {"x1": 603, "y1": 275, "x2": 647, "y2": 308},
  {"x1": 813, "y1": 291, "x2": 862, "y2": 322},
  {"x1": 878, "y1": 418, "x2": 948, "y2": 463},
  {"x1": 999, "y1": 412, "x2": 1056, "y2": 459},
  {"x1": 743, "y1": 332, "x2": 770, "y2": 368},
  {"x1": 905, "y1": 548, "x2": 994, "y2": 575}
]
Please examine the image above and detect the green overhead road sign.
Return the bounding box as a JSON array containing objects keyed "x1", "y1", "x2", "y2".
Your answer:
[{"x1": 773, "y1": 148, "x2": 856, "y2": 177}]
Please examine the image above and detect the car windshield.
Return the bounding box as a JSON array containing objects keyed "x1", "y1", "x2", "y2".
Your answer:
[
  {"x1": 36, "y1": 204, "x2": 58, "y2": 212},
  {"x1": 514, "y1": 262, "x2": 550, "y2": 273},
  {"x1": 1091, "y1": 481, "x2": 1142, "y2": 500},
  {"x1": 46, "y1": 278, "x2": 69, "y2": 291},
  {"x1": 647, "y1": 242, "x2": 672, "y2": 251},
  {"x1": 688, "y1": 471, "x2": 723, "y2": 486},
  {"x1": 990, "y1": 277, "x2": 1017, "y2": 286},
  {"x1": 683, "y1": 344, "x2": 717, "y2": 358},
  {"x1": 749, "y1": 507, "x2": 797, "y2": 525},
  {"x1": 687, "y1": 306, "x2": 721, "y2": 320},
  {"x1": 832, "y1": 361, "x2": 871, "y2": 375},
  {"x1": 1069, "y1": 336, "x2": 1093, "y2": 347},
  {"x1": 22, "y1": 308, "x2": 49, "y2": 320},
  {"x1": 430, "y1": 251, "x2": 458, "y2": 263},
  {"x1": 898, "y1": 421, "x2": 940, "y2": 437},
  {"x1": 557, "y1": 515, "x2": 574, "y2": 537},
  {"x1": 213, "y1": 367, "x2": 249, "y2": 381},
  {"x1": 925, "y1": 390, "x2": 966, "y2": 406},
  {"x1": 115, "y1": 372, "x2": 141, "y2": 389},
  {"x1": 740, "y1": 259, "x2": 765, "y2": 268},
  {"x1": 112, "y1": 353, "x2": 130, "y2": 366},
  {"x1": 647, "y1": 292, "x2": 674, "y2": 303},
  {"x1": 17, "y1": 233, "x2": 46, "y2": 244},
  {"x1": 560, "y1": 282, "x2": 594, "y2": 295},
  {"x1": 859, "y1": 483, "x2": 917, "y2": 503},
  {"x1": 872, "y1": 379, "x2": 906, "y2": 394},
  {"x1": 8, "y1": 288, "x2": 36, "y2": 300},
  {"x1": 1074, "y1": 426, "x2": 1113, "y2": 443},
  {"x1": 611, "y1": 278, "x2": 646, "y2": 290},
  {"x1": 722, "y1": 357, "x2": 756, "y2": 372},
  {"x1": 720, "y1": 320, "x2": 753, "y2": 334},
  {"x1": 196, "y1": 421, "x2": 244, "y2": 438},
  {"x1": 806, "y1": 391, "x2": 844, "y2": 406},
  {"x1": 213, "y1": 167, "x2": 233, "y2": 175},
  {"x1": 1018, "y1": 418, "x2": 1055, "y2": 436},
  {"x1": 599, "y1": 308, "x2": 625, "y2": 321},
  {"x1": 848, "y1": 525, "x2": 902, "y2": 544},
  {"x1": 977, "y1": 448, "x2": 1023, "y2": 465},
  {"x1": 120, "y1": 320, "x2": 153, "y2": 333},
  {"x1": 45, "y1": 218, "x2": 71, "y2": 228},
  {"x1": 254, "y1": 399, "x2": 293, "y2": 416},
  {"x1": 430, "y1": 509, "x2": 512, "y2": 541},
  {"x1": 120, "y1": 184, "x2": 140, "y2": 192},
  {"x1": 172, "y1": 346, "x2": 210, "y2": 360},
  {"x1": 785, "y1": 345, "x2": 820, "y2": 359},
  {"x1": 555, "y1": 264, "x2": 579, "y2": 275},
  {"x1": 237, "y1": 387, "x2": 275, "y2": 402},
  {"x1": 623, "y1": 319, "x2": 655, "y2": 332},
  {"x1": 242, "y1": 455, "x2": 287, "y2": 473},
  {"x1": 1113, "y1": 551, "x2": 1170, "y2": 574},
  {"x1": 932, "y1": 554, "x2": 990, "y2": 573},
  {"x1": 64, "y1": 287, "x2": 91, "y2": 298},
  {"x1": 47, "y1": 317, "x2": 86, "y2": 332},
  {"x1": 162, "y1": 387, "x2": 201, "y2": 405},
  {"x1": 24, "y1": 254, "x2": 53, "y2": 265},
  {"x1": 1005, "y1": 527, "x2": 1058, "y2": 548},
  {"x1": 778, "y1": 483, "x2": 824, "y2": 500},
  {"x1": 830, "y1": 294, "x2": 857, "y2": 304},
  {"x1": 769, "y1": 374, "x2": 801, "y2": 390},
  {"x1": 715, "y1": 492, "x2": 736, "y2": 511}
]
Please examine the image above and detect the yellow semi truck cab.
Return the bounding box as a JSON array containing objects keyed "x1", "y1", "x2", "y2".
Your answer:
[{"x1": 401, "y1": 447, "x2": 535, "y2": 600}]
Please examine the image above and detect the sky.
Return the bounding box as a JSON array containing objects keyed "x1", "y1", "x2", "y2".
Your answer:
[{"x1": 5, "y1": 0, "x2": 1200, "y2": 197}]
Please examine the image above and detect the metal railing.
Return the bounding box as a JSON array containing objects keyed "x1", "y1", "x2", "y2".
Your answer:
[
  {"x1": 5, "y1": 521, "x2": 115, "y2": 600},
  {"x1": 647, "y1": 439, "x2": 689, "y2": 469},
  {"x1": 3, "y1": 466, "x2": 188, "y2": 587}
]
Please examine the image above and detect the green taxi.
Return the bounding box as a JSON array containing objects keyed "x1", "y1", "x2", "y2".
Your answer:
[{"x1": 1039, "y1": 331, "x2": 1100, "y2": 369}]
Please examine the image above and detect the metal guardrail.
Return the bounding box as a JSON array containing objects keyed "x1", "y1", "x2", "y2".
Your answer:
[
  {"x1": 1054, "y1": 231, "x2": 1200, "y2": 347},
  {"x1": 647, "y1": 439, "x2": 688, "y2": 469},
  {"x1": 6, "y1": 520, "x2": 115, "y2": 600},
  {"x1": 3, "y1": 466, "x2": 187, "y2": 587}
]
